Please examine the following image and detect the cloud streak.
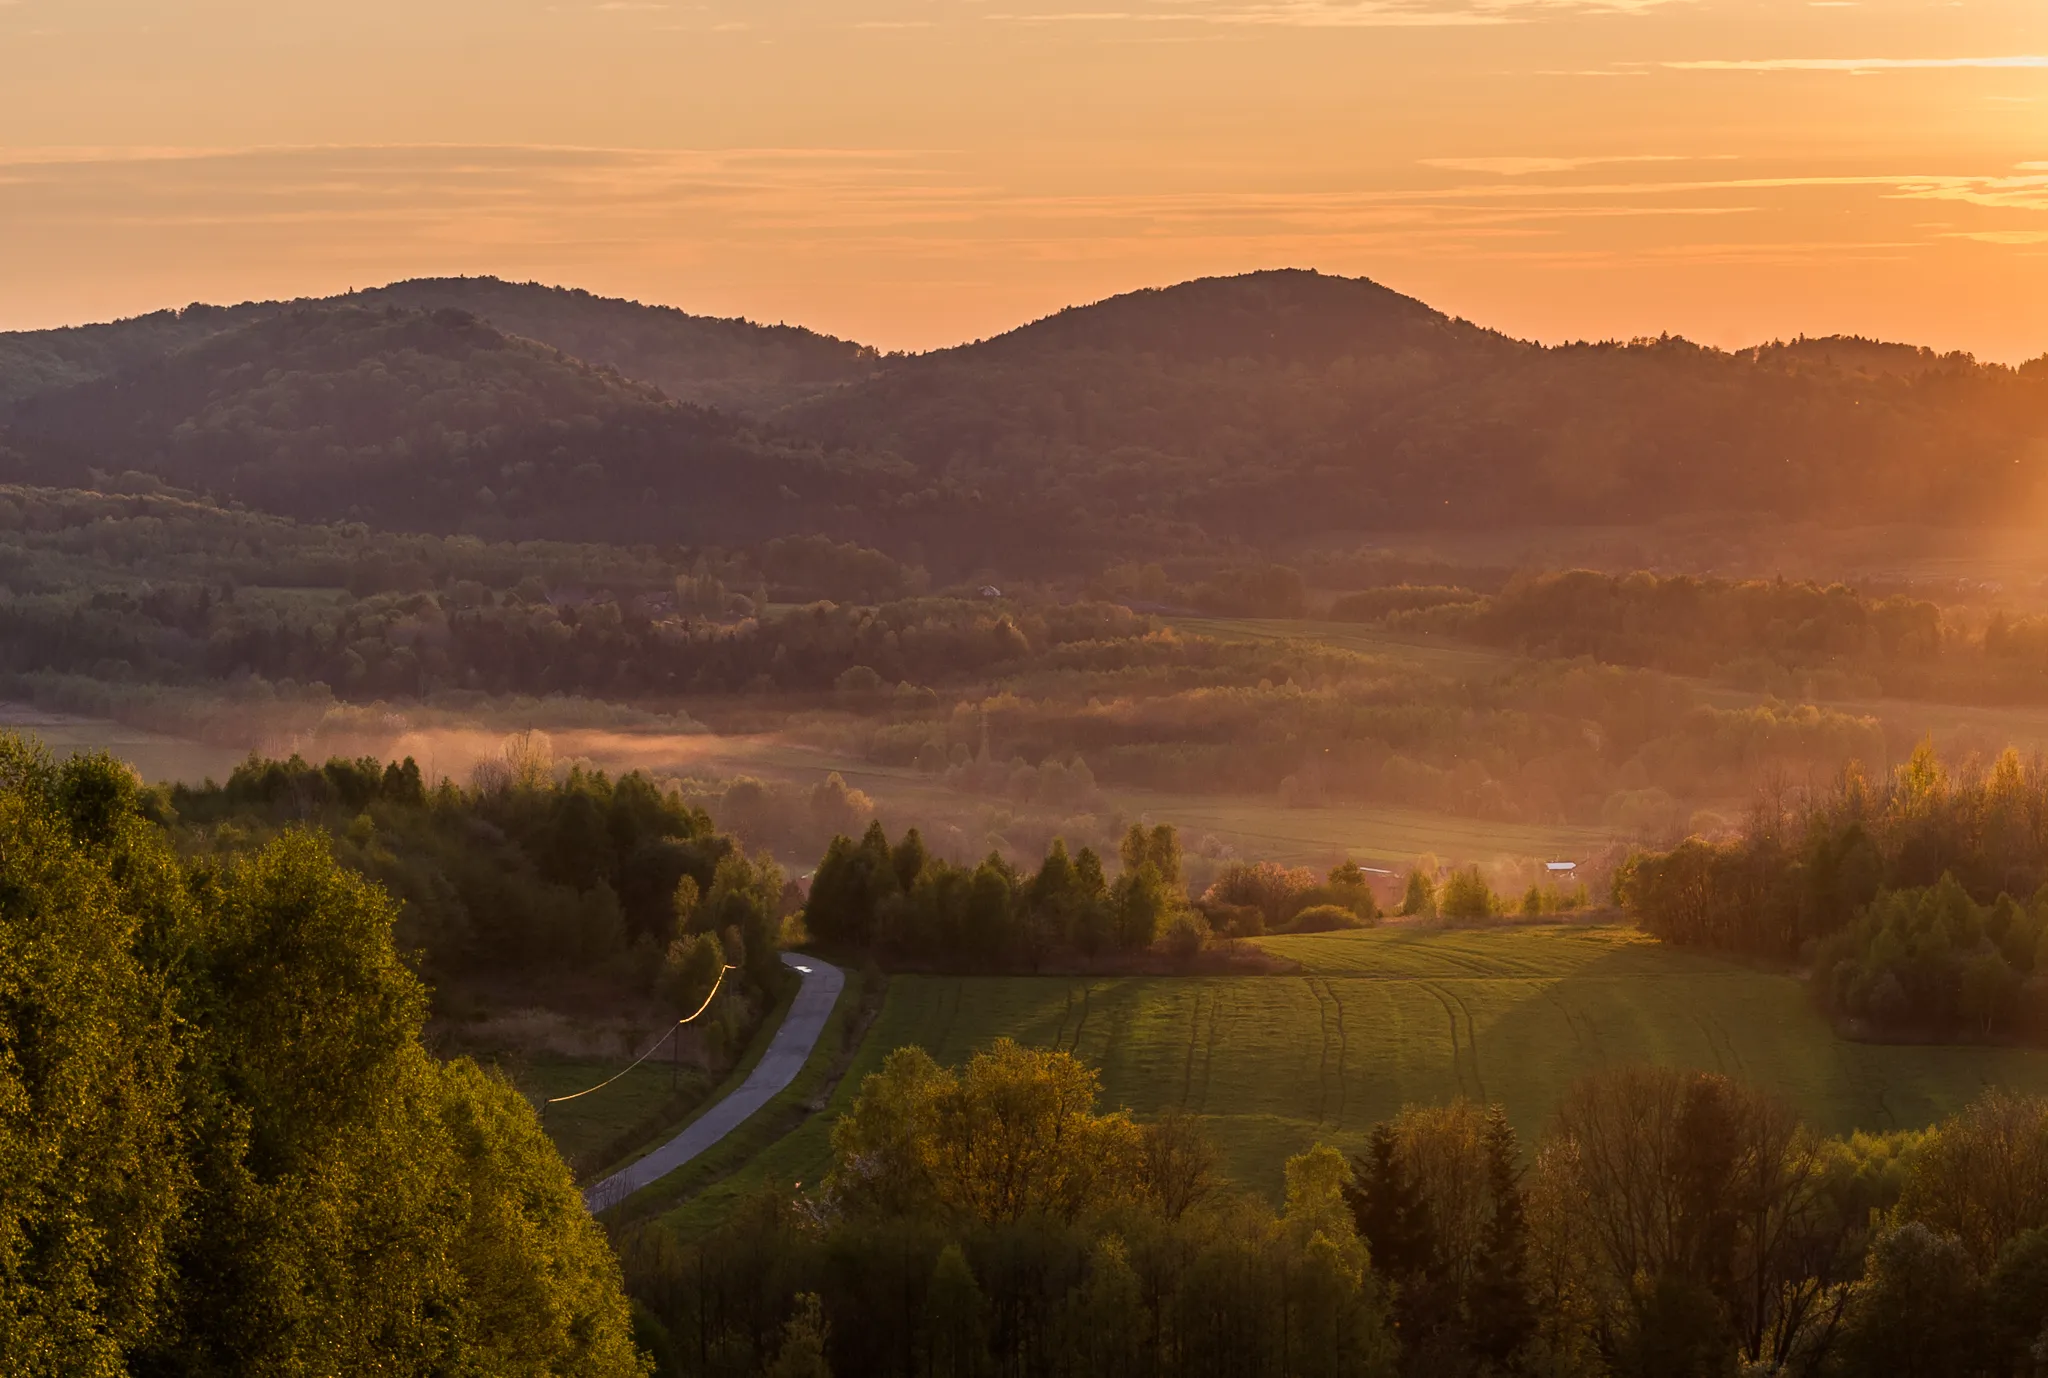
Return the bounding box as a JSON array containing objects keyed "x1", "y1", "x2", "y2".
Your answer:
[
  {"x1": 985, "y1": 0, "x2": 1683, "y2": 27},
  {"x1": 1421, "y1": 154, "x2": 1713, "y2": 175},
  {"x1": 6, "y1": 143, "x2": 2048, "y2": 351},
  {"x1": 1666, "y1": 55, "x2": 2048, "y2": 73}
]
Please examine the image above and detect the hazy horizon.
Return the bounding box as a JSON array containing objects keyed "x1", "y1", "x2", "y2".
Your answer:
[
  {"x1": 7, "y1": 0, "x2": 2048, "y2": 360},
  {"x1": 11, "y1": 266, "x2": 2043, "y2": 365}
]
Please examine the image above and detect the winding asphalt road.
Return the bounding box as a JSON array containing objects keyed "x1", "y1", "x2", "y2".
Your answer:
[{"x1": 582, "y1": 952, "x2": 845, "y2": 1213}]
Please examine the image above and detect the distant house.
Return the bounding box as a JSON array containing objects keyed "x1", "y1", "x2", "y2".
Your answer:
[
  {"x1": 978, "y1": 585, "x2": 1002, "y2": 600},
  {"x1": 1546, "y1": 861, "x2": 1577, "y2": 874}
]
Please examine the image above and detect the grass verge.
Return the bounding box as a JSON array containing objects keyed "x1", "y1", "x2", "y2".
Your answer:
[{"x1": 601, "y1": 963, "x2": 881, "y2": 1232}]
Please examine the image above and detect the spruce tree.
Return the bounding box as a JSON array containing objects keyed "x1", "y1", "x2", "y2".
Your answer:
[{"x1": 1470, "y1": 1107, "x2": 1535, "y2": 1370}]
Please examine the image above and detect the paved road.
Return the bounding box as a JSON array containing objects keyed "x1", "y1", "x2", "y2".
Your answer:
[{"x1": 583, "y1": 952, "x2": 845, "y2": 1213}]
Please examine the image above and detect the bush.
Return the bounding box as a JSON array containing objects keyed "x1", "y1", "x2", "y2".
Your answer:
[
  {"x1": 1163, "y1": 910, "x2": 1210, "y2": 964},
  {"x1": 1199, "y1": 900, "x2": 1265, "y2": 938},
  {"x1": 1288, "y1": 903, "x2": 1361, "y2": 934},
  {"x1": 1202, "y1": 859, "x2": 1319, "y2": 929}
]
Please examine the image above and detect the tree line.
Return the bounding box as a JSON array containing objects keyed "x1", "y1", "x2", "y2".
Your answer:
[
  {"x1": 162, "y1": 747, "x2": 791, "y2": 1029},
  {"x1": 621, "y1": 1039, "x2": 2048, "y2": 1378},
  {"x1": 1620, "y1": 743, "x2": 2048, "y2": 1039},
  {"x1": 803, "y1": 820, "x2": 1213, "y2": 967}
]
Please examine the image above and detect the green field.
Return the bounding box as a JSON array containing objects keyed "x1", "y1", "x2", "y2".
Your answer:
[{"x1": 803, "y1": 924, "x2": 2048, "y2": 1199}]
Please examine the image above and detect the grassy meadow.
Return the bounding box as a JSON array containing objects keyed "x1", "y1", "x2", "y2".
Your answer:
[
  {"x1": 713, "y1": 924, "x2": 2048, "y2": 1205},
  {"x1": 508, "y1": 1057, "x2": 711, "y2": 1177}
]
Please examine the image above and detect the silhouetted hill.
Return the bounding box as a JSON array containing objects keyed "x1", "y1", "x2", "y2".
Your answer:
[
  {"x1": 0, "y1": 277, "x2": 876, "y2": 415},
  {"x1": 354, "y1": 277, "x2": 876, "y2": 412},
  {"x1": 1, "y1": 304, "x2": 887, "y2": 545},
  {"x1": 0, "y1": 303, "x2": 265, "y2": 406},
  {"x1": 8, "y1": 271, "x2": 2048, "y2": 573},
  {"x1": 1742, "y1": 335, "x2": 1970, "y2": 381},
  {"x1": 787, "y1": 269, "x2": 2048, "y2": 545},
  {"x1": 967, "y1": 268, "x2": 1500, "y2": 365}
]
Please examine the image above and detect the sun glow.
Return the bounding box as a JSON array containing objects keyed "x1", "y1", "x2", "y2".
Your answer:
[{"x1": 2, "y1": 0, "x2": 2047, "y2": 357}]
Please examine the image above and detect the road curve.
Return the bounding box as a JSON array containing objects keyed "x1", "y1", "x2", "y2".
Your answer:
[{"x1": 583, "y1": 952, "x2": 845, "y2": 1213}]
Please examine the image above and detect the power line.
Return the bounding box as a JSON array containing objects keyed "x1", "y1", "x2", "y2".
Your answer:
[{"x1": 543, "y1": 965, "x2": 734, "y2": 1107}]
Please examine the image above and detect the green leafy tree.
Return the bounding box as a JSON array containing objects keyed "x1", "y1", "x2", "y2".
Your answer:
[
  {"x1": 1439, "y1": 866, "x2": 1495, "y2": 921},
  {"x1": 0, "y1": 741, "x2": 649, "y2": 1378},
  {"x1": 1834, "y1": 1223, "x2": 1986, "y2": 1378},
  {"x1": 1400, "y1": 868, "x2": 1437, "y2": 919},
  {"x1": 663, "y1": 931, "x2": 726, "y2": 1014},
  {"x1": 766, "y1": 1292, "x2": 832, "y2": 1378},
  {"x1": 0, "y1": 749, "x2": 184, "y2": 1377}
]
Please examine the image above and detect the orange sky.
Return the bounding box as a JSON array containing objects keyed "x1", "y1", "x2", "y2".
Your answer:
[{"x1": 5, "y1": 0, "x2": 2048, "y2": 357}]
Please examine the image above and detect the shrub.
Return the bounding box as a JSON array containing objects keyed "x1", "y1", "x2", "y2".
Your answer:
[
  {"x1": 1203, "y1": 860, "x2": 1319, "y2": 928},
  {"x1": 1289, "y1": 903, "x2": 1361, "y2": 934},
  {"x1": 1163, "y1": 910, "x2": 1210, "y2": 963}
]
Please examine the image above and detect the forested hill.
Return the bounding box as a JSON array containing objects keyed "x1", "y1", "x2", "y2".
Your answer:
[
  {"x1": 354, "y1": 277, "x2": 877, "y2": 412},
  {"x1": 0, "y1": 301, "x2": 264, "y2": 406},
  {"x1": 7, "y1": 269, "x2": 2048, "y2": 570},
  {"x1": 0, "y1": 276, "x2": 875, "y2": 415},
  {"x1": 0, "y1": 304, "x2": 897, "y2": 545},
  {"x1": 788, "y1": 268, "x2": 2048, "y2": 545}
]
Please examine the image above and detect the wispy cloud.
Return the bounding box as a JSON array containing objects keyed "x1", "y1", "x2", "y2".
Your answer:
[
  {"x1": 985, "y1": 0, "x2": 1683, "y2": 28},
  {"x1": 1667, "y1": 55, "x2": 2048, "y2": 73},
  {"x1": 6, "y1": 143, "x2": 2046, "y2": 333},
  {"x1": 1945, "y1": 229, "x2": 2048, "y2": 244},
  {"x1": 1422, "y1": 154, "x2": 1708, "y2": 175}
]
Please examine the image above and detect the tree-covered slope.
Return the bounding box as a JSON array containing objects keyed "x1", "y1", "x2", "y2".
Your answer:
[
  {"x1": 356, "y1": 277, "x2": 877, "y2": 413},
  {"x1": 0, "y1": 301, "x2": 268, "y2": 406},
  {"x1": 0, "y1": 303, "x2": 887, "y2": 544},
  {"x1": 11, "y1": 270, "x2": 2048, "y2": 570},
  {"x1": 787, "y1": 268, "x2": 2048, "y2": 545},
  {"x1": 0, "y1": 277, "x2": 875, "y2": 416}
]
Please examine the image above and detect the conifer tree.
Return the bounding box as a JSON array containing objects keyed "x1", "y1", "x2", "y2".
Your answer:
[{"x1": 1470, "y1": 1107, "x2": 1535, "y2": 1369}]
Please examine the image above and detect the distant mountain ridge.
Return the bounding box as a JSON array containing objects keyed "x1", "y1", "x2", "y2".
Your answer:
[
  {"x1": 0, "y1": 277, "x2": 875, "y2": 415},
  {"x1": 4, "y1": 269, "x2": 2046, "y2": 572},
  {"x1": 351, "y1": 278, "x2": 877, "y2": 413},
  {"x1": 789, "y1": 269, "x2": 2048, "y2": 545},
  {"x1": 0, "y1": 303, "x2": 890, "y2": 546}
]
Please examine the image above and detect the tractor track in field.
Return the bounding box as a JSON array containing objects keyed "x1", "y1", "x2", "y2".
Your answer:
[
  {"x1": 1308, "y1": 977, "x2": 1336, "y2": 1127},
  {"x1": 935, "y1": 979, "x2": 963, "y2": 1055},
  {"x1": 1549, "y1": 987, "x2": 1603, "y2": 1062},
  {"x1": 1199, "y1": 985, "x2": 1223, "y2": 1114},
  {"x1": 1685, "y1": 990, "x2": 1746, "y2": 1079},
  {"x1": 1420, "y1": 981, "x2": 1465, "y2": 1097},
  {"x1": 1420, "y1": 981, "x2": 1483, "y2": 1102},
  {"x1": 1329, "y1": 981, "x2": 1352, "y2": 1129},
  {"x1": 1051, "y1": 983, "x2": 1078, "y2": 1051},
  {"x1": 1446, "y1": 984, "x2": 1486, "y2": 1104},
  {"x1": 1066, "y1": 983, "x2": 1096, "y2": 1055},
  {"x1": 1690, "y1": 1010, "x2": 1728, "y2": 1074}
]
